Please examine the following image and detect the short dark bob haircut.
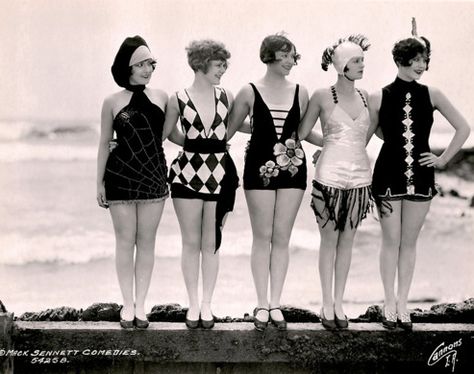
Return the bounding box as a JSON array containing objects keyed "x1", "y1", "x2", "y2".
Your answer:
[
  {"x1": 392, "y1": 36, "x2": 431, "y2": 70},
  {"x1": 260, "y1": 33, "x2": 301, "y2": 65},
  {"x1": 186, "y1": 39, "x2": 231, "y2": 73}
]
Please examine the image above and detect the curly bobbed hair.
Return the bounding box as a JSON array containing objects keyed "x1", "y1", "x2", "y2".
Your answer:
[
  {"x1": 392, "y1": 36, "x2": 431, "y2": 70},
  {"x1": 186, "y1": 39, "x2": 231, "y2": 73}
]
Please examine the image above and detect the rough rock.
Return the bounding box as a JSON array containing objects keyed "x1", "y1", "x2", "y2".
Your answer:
[
  {"x1": 18, "y1": 306, "x2": 80, "y2": 321},
  {"x1": 81, "y1": 302, "x2": 121, "y2": 321}
]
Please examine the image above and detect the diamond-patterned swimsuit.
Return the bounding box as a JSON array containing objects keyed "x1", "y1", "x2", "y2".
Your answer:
[
  {"x1": 169, "y1": 87, "x2": 230, "y2": 199},
  {"x1": 169, "y1": 87, "x2": 239, "y2": 251},
  {"x1": 104, "y1": 87, "x2": 169, "y2": 203},
  {"x1": 372, "y1": 77, "x2": 437, "y2": 211}
]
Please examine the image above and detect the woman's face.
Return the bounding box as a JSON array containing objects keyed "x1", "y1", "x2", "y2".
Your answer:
[
  {"x1": 203, "y1": 59, "x2": 228, "y2": 85},
  {"x1": 344, "y1": 56, "x2": 365, "y2": 80},
  {"x1": 129, "y1": 58, "x2": 155, "y2": 85},
  {"x1": 398, "y1": 53, "x2": 427, "y2": 81},
  {"x1": 272, "y1": 46, "x2": 297, "y2": 76}
]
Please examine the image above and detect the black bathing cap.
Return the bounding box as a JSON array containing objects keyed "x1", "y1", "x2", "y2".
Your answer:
[{"x1": 111, "y1": 35, "x2": 149, "y2": 88}]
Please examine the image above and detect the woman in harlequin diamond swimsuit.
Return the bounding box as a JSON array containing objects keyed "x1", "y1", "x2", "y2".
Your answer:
[
  {"x1": 96, "y1": 36, "x2": 169, "y2": 329},
  {"x1": 369, "y1": 19, "x2": 470, "y2": 331},
  {"x1": 163, "y1": 39, "x2": 238, "y2": 330},
  {"x1": 229, "y1": 33, "x2": 309, "y2": 331},
  {"x1": 299, "y1": 35, "x2": 373, "y2": 330}
]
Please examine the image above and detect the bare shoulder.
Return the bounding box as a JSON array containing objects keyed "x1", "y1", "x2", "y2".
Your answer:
[
  {"x1": 368, "y1": 89, "x2": 383, "y2": 109},
  {"x1": 236, "y1": 83, "x2": 255, "y2": 103},
  {"x1": 427, "y1": 86, "x2": 444, "y2": 101},
  {"x1": 358, "y1": 88, "x2": 369, "y2": 100},
  {"x1": 298, "y1": 84, "x2": 309, "y2": 98}
]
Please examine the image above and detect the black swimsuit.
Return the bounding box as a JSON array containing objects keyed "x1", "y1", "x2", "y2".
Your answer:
[
  {"x1": 243, "y1": 83, "x2": 307, "y2": 190},
  {"x1": 372, "y1": 77, "x2": 437, "y2": 213},
  {"x1": 104, "y1": 86, "x2": 168, "y2": 203}
]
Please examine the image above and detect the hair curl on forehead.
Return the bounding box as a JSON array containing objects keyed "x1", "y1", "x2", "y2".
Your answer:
[
  {"x1": 392, "y1": 37, "x2": 431, "y2": 70},
  {"x1": 186, "y1": 39, "x2": 231, "y2": 73},
  {"x1": 321, "y1": 34, "x2": 370, "y2": 71},
  {"x1": 260, "y1": 32, "x2": 301, "y2": 65}
]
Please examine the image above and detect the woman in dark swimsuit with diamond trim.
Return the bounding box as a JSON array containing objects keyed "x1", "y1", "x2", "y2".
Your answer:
[{"x1": 369, "y1": 19, "x2": 470, "y2": 330}]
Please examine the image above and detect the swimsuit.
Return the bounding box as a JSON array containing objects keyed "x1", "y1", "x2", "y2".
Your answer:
[
  {"x1": 104, "y1": 85, "x2": 168, "y2": 204},
  {"x1": 243, "y1": 83, "x2": 307, "y2": 190},
  {"x1": 311, "y1": 86, "x2": 372, "y2": 230},
  {"x1": 372, "y1": 77, "x2": 437, "y2": 215},
  {"x1": 168, "y1": 87, "x2": 239, "y2": 251}
]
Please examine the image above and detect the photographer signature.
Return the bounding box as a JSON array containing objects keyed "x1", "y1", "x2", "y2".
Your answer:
[{"x1": 427, "y1": 338, "x2": 462, "y2": 372}]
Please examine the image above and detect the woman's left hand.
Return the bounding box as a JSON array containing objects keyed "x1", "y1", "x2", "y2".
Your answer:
[{"x1": 419, "y1": 152, "x2": 446, "y2": 168}]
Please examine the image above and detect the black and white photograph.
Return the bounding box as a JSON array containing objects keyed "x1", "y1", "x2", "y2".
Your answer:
[{"x1": 0, "y1": 0, "x2": 473, "y2": 372}]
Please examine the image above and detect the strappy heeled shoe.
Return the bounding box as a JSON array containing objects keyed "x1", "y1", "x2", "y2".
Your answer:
[
  {"x1": 253, "y1": 307, "x2": 269, "y2": 331},
  {"x1": 397, "y1": 311, "x2": 413, "y2": 331},
  {"x1": 381, "y1": 306, "x2": 397, "y2": 330},
  {"x1": 119, "y1": 307, "x2": 134, "y2": 329},
  {"x1": 320, "y1": 307, "x2": 337, "y2": 330},
  {"x1": 269, "y1": 307, "x2": 287, "y2": 330}
]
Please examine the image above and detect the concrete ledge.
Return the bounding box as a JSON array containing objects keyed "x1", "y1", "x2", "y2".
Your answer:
[{"x1": 6, "y1": 320, "x2": 474, "y2": 373}]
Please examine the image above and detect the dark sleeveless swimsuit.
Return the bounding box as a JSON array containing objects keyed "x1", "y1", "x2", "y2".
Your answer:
[
  {"x1": 104, "y1": 85, "x2": 168, "y2": 203},
  {"x1": 243, "y1": 83, "x2": 307, "y2": 190},
  {"x1": 372, "y1": 77, "x2": 437, "y2": 215}
]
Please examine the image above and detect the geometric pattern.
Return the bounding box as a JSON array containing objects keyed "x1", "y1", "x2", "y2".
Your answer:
[
  {"x1": 402, "y1": 92, "x2": 415, "y2": 195},
  {"x1": 169, "y1": 87, "x2": 229, "y2": 194}
]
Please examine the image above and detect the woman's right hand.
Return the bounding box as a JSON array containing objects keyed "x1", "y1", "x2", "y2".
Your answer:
[{"x1": 97, "y1": 184, "x2": 109, "y2": 209}]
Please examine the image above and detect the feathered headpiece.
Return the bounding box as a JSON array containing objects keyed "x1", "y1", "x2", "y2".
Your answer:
[
  {"x1": 321, "y1": 34, "x2": 370, "y2": 74},
  {"x1": 411, "y1": 17, "x2": 426, "y2": 46}
]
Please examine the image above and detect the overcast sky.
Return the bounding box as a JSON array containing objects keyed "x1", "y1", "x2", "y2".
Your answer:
[{"x1": 1, "y1": 0, "x2": 473, "y2": 126}]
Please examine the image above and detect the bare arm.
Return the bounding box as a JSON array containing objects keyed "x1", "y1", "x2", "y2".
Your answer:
[
  {"x1": 227, "y1": 85, "x2": 253, "y2": 140},
  {"x1": 367, "y1": 90, "x2": 382, "y2": 144},
  {"x1": 419, "y1": 87, "x2": 471, "y2": 168},
  {"x1": 162, "y1": 94, "x2": 184, "y2": 146},
  {"x1": 298, "y1": 90, "x2": 323, "y2": 146},
  {"x1": 96, "y1": 97, "x2": 115, "y2": 208}
]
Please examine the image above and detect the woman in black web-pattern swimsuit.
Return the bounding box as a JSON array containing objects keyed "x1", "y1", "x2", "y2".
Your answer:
[
  {"x1": 368, "y1": 20, "x2": 470, "y2": 331},
  {"x1": 97, "y1": 36, "x2": 169, "y2": 329},
  {"x1": 229, "y1": 34, "x2": 309, "y2": 331},
  {"x1": 163, "y1": 40, "x2": 238, "y2": 330}
]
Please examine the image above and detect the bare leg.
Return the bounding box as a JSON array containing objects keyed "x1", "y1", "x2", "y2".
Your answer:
[
  {"x1": 200, "y1": 201, "x2": 218, "y2": 320},
  {"x1": 311, "y1": 189, "x2": 339, "y2": 319},
  {"x1": 334, "y1": 226, "x2": 357, "y2": 319},
  {"x1": 245, "y1": 190, "x2": 276, "y2": 322},
  {"x1": 109, "y1": 204, "x2": 137, "y2": 320},
  {"x1": 378, "y1": 201, "x2": 402, "y2": 314},
  {"x1": 397, "y1": 200, "x2": 431, "y2": 314},
  {"x1": 269, "y1": 188, "x2": 304, "y2": 321},
  {"x1": 135, "y1": 201, "x2": 165, "y2": 319},
  {"x1": 173, "y1": 198, "x2": 203, "y2": 321}
]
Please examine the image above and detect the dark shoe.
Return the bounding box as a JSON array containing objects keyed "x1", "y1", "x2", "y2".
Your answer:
[
  {"x1": 119, "y1": 308, "x2": 134, "y2": 329},
  {"x1": 320, "y1": 308, "x2": 337, "y2": 330},
  {"x1": 185, "y1": 309, "x2": 200, "y2": 329},
  {"x1": 201, "y1": 317, "x2": 215, "y2": 329},
  {"x1": 397, "y1": 311, "x2": 413, "y2": 331},
  {"x1": 381, "y1": 306, "x2": 397, "y2": 330},
  {"x1": 134, "y1": 317, "x2": 149, "y2": 329},
  {"x1": 253, "y1": 307, "x2": 269, "y2": 331},
  {"x1": 269, "y1": 307, "x2": 287, "y2": 330},
  {"x1": 335, "y1": 314, "x2": 349, "y2": 329}
]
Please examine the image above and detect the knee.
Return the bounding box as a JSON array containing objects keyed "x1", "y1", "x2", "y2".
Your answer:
[
  {"x1": 253, "y1": 228, "x2": 273, "y2": 246},
  {"x1": 182, "y1": 236, "x2": 201, "y2": 253},
  {"x1": 115, "y1": 229, "x2": 136, "y2": 247},
  {"x1": 381, "y1": 231, "x2": 401, "y2": 250},
  {"x1": 271, "y1": 230, "x2": 291, "y2": 249}
]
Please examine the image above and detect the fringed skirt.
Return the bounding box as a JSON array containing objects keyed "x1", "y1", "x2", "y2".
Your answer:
[{"x1": 310, "y1": 180, "x2": 374, "y2": 231}]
